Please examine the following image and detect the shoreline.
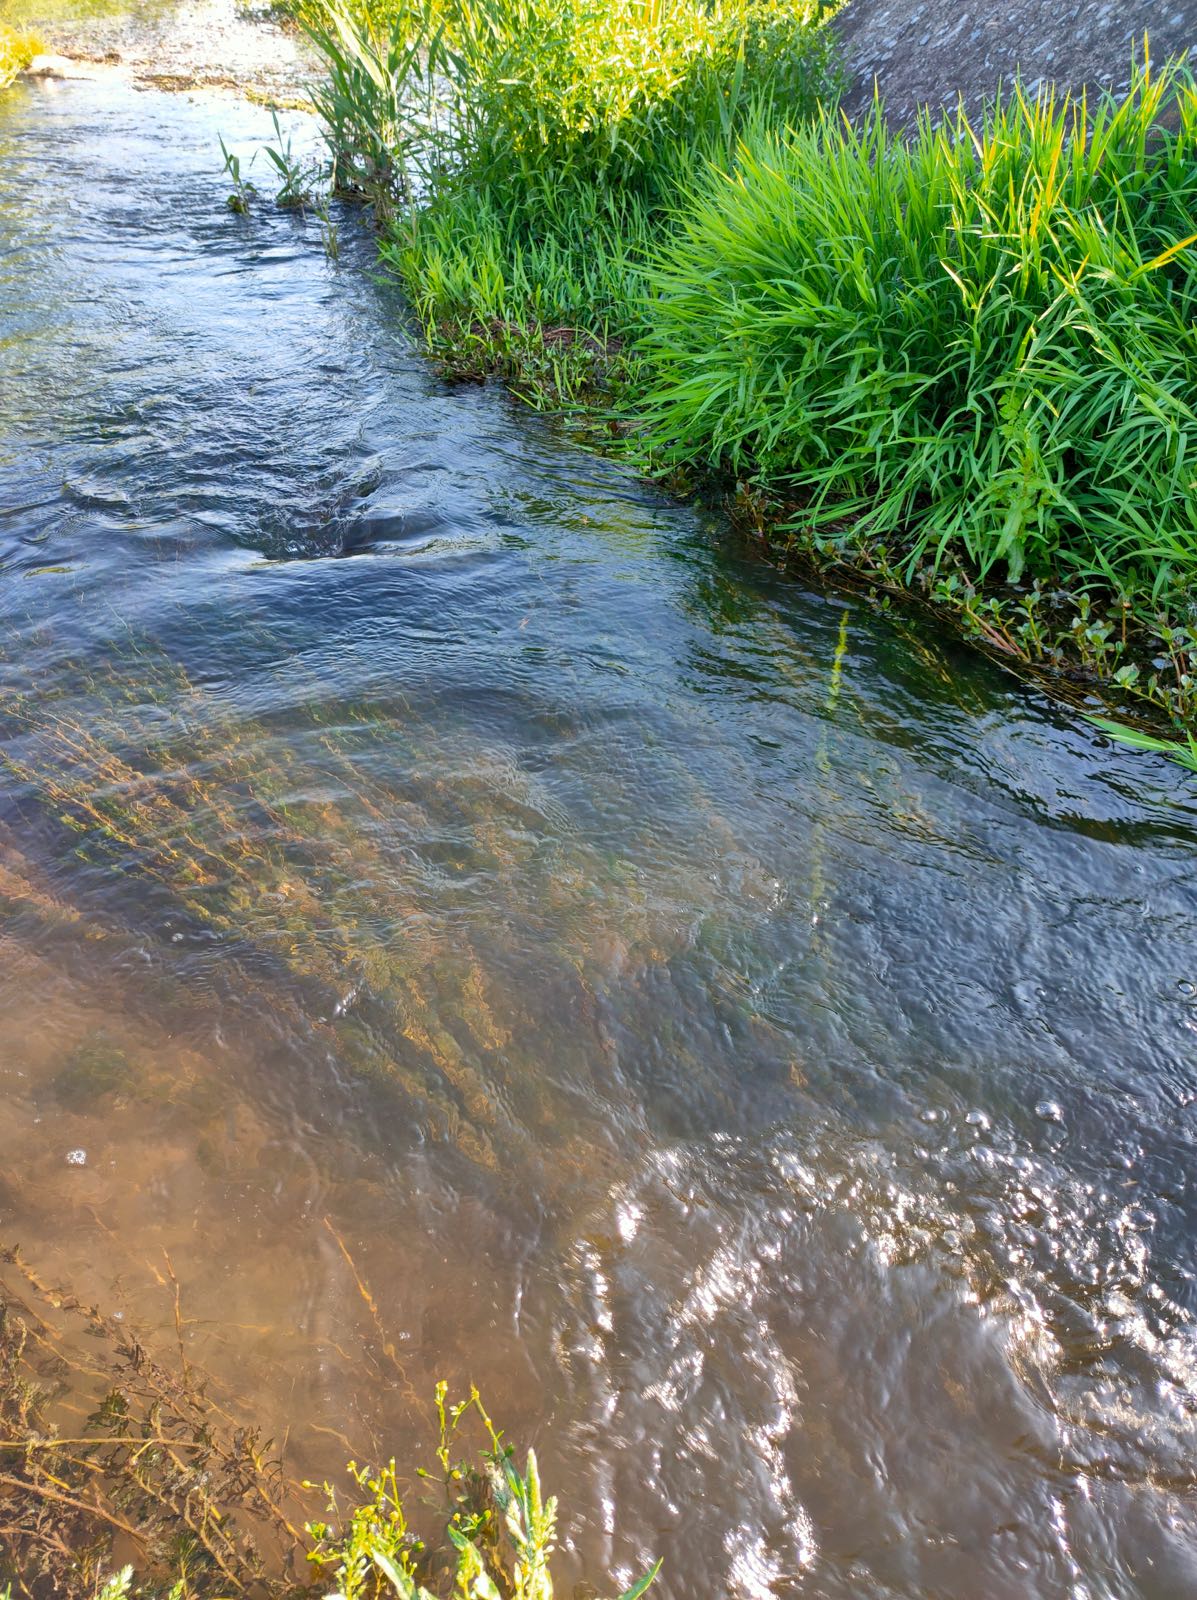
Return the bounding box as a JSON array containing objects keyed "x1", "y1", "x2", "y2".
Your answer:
[
  {"x1": 9, "y1": 0, "x2": 1195, "y2": 757},
  {"x1": 9, "y1": 0, "x2": 314, "y2": 101}
]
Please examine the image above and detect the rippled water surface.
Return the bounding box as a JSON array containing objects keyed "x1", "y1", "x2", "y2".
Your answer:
[{"x1": 4, "y1": 77, "x2": 1197, "y2": 1600}]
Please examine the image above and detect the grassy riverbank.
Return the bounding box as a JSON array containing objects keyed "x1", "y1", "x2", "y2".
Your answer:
[
  {"x1": 291, "y1": 0, "x2": 1197, "y2": 744},
  {"x1": 639, "y1": 64, "x2": 1197, "y2": 728}
]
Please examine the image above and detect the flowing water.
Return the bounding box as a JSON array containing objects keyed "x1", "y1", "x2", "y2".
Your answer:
[{"x1": 3, "y1": 74, "x2": 1197, "y2": 1600}]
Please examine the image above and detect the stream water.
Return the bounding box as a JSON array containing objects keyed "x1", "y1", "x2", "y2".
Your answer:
[{"x1": 3, "y1": 76, "x2": 1197, "y2": 1600}]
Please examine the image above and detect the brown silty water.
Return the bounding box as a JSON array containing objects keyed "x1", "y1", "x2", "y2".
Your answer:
[{"x1": 3, "y1": 33, "x2": 1197, "y2": 1600}]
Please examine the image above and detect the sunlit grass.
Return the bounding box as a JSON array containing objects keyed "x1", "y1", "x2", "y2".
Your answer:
[
  {"x1": 0, "y1": 19, "x2": 40, "y2": 83},
  {"x1": 296, "y1": 0, "x2": 840, "y2": 401},
  {"x1": 292, "y1": 9, "x2": 1197, "y2": 741}
]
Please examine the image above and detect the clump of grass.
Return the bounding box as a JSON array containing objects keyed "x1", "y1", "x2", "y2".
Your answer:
[
  {"x1": 0, "y1": 22, "x2": 40, "y2": 87},
  {"x1": 432, "y1": 0, "x2": 841, "y2": 201},
  {"x1": 382, "y1": 177, "x2": 655, "y2": 406},
  {"x1": 639, "y1": 55, "x2": 1197, "y2": 611},
  {"x1": 298, "y1": 0, "x2": 439, "y2": 207},
  {"x1": 297, "y1": 0, "x2": 840, "y2": 403}
]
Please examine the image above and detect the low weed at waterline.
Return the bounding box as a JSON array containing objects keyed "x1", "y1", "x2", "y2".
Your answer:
[
  {"x1": 306, "y1": 1384, "x2": 660, "y2": 1600},
  {"x1": 1, "y1": 1245, "x2": 660, "y2": 1600},
  {"x1": 263, "y1": 108, "x2": 317, "y2": 207}
]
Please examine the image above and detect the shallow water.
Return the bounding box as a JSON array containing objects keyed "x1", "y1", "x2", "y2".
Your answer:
[{"x1": 3, "y1": 76, "x2": 1197, "y2": 1600}]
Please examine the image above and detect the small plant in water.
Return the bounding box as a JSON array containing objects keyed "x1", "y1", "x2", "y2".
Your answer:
[
  {"x1": 317, "y1": 195, "x2": 342, "y2": 261},
  {"x1": 305, "y1": 1384, "x2": 661, "y2": 1600},
  {"x1": 219, "y1": 134, "x2": 256, "y2": 213},
  {"x1": 263, "y1": 108, "x2": 316, "y2": 208}
]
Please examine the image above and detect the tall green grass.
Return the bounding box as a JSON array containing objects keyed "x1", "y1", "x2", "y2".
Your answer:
[
  {"x1": 382, "y1": 174, "x2": 656, "y2": 399},
  {"x1": 297, "y1": 1, "x2": 1197, "y2": 732},
  {"x1": 298, "y1": 0, "x2": 442, "y2": 202},
  {"x1": 431, "y1": 0, "x2": 840, "y2": 200},
  {"x1": 299, "y1": 0, "x2": 840, "y2": 400},
  {"x1": 639, "y1": 58, "x2": 1197, "y2": 606}
]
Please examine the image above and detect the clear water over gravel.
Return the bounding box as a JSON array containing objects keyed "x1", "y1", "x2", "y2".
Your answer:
[{"x1": 3, "y1": 76, "x2": 1197, "y2": 1600}]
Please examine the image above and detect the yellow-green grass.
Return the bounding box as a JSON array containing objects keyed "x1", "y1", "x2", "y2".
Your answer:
[{"x1": 0, "y1": 20, "x2": 40, "y2": 84}]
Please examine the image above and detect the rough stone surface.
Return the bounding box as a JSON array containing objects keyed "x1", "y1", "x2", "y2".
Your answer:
[
  {"x1": 27, "y1": 0, "x2": 314, "y2": 98},
  {"x1": 833, "y1": 0, "x2": 1197, "y2": 127}
]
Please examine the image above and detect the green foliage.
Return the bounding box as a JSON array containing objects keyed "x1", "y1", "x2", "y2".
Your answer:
[
  {"x1": 432, "y1": 0, "x2": 839, "y2": 201},
  {"x1": 262, "y1": 109, "x2": 317, "y2": 207},
  {"x1": 639, "y1": 54, "x2": 1197, "y2": 610},
  {"x1": 296, "y1": 3, "x2": 1197, "y2": 737},
  {"x1": 95, "y1": 1570, "x2": 134, "y2": 1600},
  {"x1": 298, "y1": 0, "x2": 837, "y2": 202},
  {"x1": 296, "y1": 0, "x2": 840, "y2": 401},
  {"x1": 219, "y1": 133, "x2": 256, "y2": 213},
  {"x1": 383, "y1": 176, "x2": 653, "y2": 403},
  {"x1": 299, "y1": 0, "x2": 442, "y2": 203},
  {"x1": 1090, "y1": 716, "x2": 1197, "y2": 773},
  {"x1": 0, "y1": 21, "x2": 39, "y2": 86},
  {"x1": 305, "y1": 1384, "x2": 660, "y2": 1600}
]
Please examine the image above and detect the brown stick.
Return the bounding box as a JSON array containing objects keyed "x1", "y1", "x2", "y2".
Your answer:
[
  {"x1": 0, "y1": 1471, "x2": 147, "y2": 1545},
  {"x1": 162, "y1": 1250, "x2": 190, "y2": 1384},
  {"x1": 0, "y1": 1436, "x2": 206, "y2": 1451}
]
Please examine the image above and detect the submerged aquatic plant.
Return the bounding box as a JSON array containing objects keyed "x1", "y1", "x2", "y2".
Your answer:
[{"x1": 0, "y1": 1245, "x2": 303, "y2": 1598}]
